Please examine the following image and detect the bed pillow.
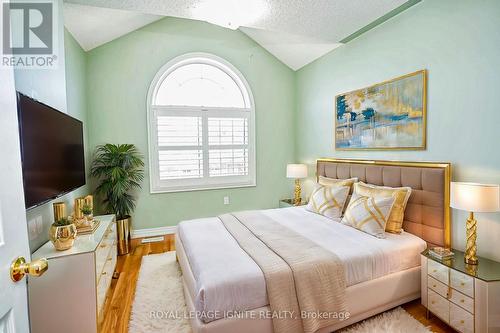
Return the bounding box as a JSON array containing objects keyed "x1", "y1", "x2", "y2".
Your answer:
[
  {"x1": 318, "y1": 176, "x2": 358, "y2": 212},
  {"x1": 318, "y1": 176, "x2": 358, "y2": 190},
  {"x1": 306, "y1": 184, "x2": 350, "y2": 220},
  {"x1": 341, "y1": 194, "x2": 396, "y2": 238},
  {"x1": 353, "y1": 182, "x2": 412, "y2": 234}
]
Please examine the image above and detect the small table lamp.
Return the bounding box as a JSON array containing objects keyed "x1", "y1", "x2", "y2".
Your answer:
[
  {"x1": 286, "y1": 164, "x2": 308, "y2": 205},
  {"x1": 451, "y1": 182, "x2": 500, "y2": 265}
]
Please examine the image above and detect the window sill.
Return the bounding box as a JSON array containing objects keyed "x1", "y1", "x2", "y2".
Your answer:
[{"x1": 150, "y1": 182, "x2": 256, "y2": 194}]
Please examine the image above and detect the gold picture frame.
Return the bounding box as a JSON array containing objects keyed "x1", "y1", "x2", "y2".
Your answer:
[{"x1": 334, "y1": 70, "x2": 427, "y2": 150}]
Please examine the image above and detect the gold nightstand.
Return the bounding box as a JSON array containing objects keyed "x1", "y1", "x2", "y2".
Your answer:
[{"x1": 279, "y1": 198, "x2": 307, "y2": 208}]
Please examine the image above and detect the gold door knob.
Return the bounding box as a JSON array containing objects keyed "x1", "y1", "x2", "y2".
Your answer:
[{"x1": 10, "y1": 257, "x2": 48, "y2": 282}]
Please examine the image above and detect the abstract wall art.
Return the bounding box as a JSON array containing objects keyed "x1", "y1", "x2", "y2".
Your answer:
[{"x1": 335, "y1": 70, "x2": 426, "y2": 150}]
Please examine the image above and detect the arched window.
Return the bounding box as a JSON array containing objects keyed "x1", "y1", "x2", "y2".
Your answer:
[{"x1": 147, "y1": 53, "x2": 255, "y2": 192}]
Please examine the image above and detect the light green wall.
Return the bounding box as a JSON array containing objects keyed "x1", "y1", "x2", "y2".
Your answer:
[
  {"x1": 14, "y1": 0, "x2": 67, "y2": 112},
  {"x1": 24, "y1": 29, "x2": 89, "y2": 251},
  {"x1": 86, "y1": 17, "x2": 296, "y2": 229},
  {"x1": 64, "y1": 30, "x2": 90, "y2": 178},
  {"x1": 295, "y1": 0, "x2": 500, "y2": 261}
]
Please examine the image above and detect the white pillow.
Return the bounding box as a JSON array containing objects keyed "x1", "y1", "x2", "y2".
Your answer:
[
  {"x1": 318, "y1": 176, "x2": 358, "y2": 188},
  {"x1": 318, "y1": 176, "x2": 358, "y2": 213},
  {"x1": 341, "y1": 193, "x2": 395, "y2": 238},
  {"x1": 353, "y1": 182, "x2": 412, "y2": 234},
  {"x1": 306, "y1": 184, "x2": 350, "y2": 220}
]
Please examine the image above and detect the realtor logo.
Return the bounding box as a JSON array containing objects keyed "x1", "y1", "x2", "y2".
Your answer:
[{"x1": 1, "y1": 0, "x2": 58, "y2": 68}]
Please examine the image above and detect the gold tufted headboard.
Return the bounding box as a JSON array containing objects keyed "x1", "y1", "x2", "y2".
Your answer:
[{"x1": 316, "y1": 158, "x2": 451, "y2": 248}]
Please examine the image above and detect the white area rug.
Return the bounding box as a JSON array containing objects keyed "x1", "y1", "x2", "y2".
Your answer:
[
  {"x1": 340, "y1": 307, "x2": 432, "y2": 333},
  {"x1": 129, "y1": 251, "x2": 432, "y2": 333},
  {"x1": 129, "y1": 251, "x2": 191, "y2": 333}
]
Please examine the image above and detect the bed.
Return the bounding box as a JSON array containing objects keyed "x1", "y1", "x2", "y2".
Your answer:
[{"x1": 175, "y1": 158, "x2": 451, "y2": 333}]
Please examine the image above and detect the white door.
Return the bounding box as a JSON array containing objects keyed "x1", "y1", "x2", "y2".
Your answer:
[{"x1": 0, "y1": 65, "x2": 34, "y2": 331}]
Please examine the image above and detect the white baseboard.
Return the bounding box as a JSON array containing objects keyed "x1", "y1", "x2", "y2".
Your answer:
[{"x1": 131, "y1": 226, "x2": 177, "y2": 239}]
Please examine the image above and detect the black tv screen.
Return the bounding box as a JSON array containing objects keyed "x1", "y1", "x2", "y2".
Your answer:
[{"x1": 17, "y1": 92, "x2": 85, "y2": 209}]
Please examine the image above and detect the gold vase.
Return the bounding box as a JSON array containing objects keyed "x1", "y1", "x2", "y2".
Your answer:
[
  {"x1": 49, "y1": 224, "x2": 77, "y2": 251},
  {"x1": 116, "y1": 216, "x2": 131, "y2": 255},
  {"x1": 84, "y1": 195, "x2": 94, "y2": 213},
  {"x1": 74, "y1": 197, "x2": 86, "y2": 219},
  {"x1": 53, "y1": 202, "x2": 66, "y2": 221}
]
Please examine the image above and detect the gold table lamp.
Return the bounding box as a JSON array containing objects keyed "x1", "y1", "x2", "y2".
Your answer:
[
  {"x1": 286, "y1": 164, "x2": 308, "y2": 206},
  {"x1": 451, "y1": 182, "x2": 500, "y2": 265}
]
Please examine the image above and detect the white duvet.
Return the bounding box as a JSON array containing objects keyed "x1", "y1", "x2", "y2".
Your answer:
[{"x1": 177, "y1": 207, "x2": 426, "y2": 322}]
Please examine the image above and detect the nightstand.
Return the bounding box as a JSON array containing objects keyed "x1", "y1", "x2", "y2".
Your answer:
[
  {"x1": 421, "y1": 249, "x2": 500, "y2": 333},
  {"x1": 279, "y1": 198, "x2": 307, "y2": 208}
]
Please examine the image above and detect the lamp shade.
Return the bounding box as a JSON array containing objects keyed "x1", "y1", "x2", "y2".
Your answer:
[
  {"x1": 286, "y1": 164, "x2": 307, "y2": 179},
  {"x1": 450, "y1": 182, "x2": 500, "y2": 212}
]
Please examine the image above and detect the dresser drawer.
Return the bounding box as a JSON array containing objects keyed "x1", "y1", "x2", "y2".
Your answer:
[
  {"x1": 97, "y1": 246, "x2": 117, "y2": 317},
  {"x1": 95, "y1": 240, "x2": 112, "y2": 278},
  {"x1": 104, "y1": 222, "x2": 117, "y2": 242},
  {"x1": 450, "y1": 302, "x2": 474, "y2": 333},
  {"x1": 428, "y1": 259, "x2": 449, "y2": 284},
  {"x1": 95, "y1": 224, "x2": 116, "y2": 279},
  {"x1": 428, "y1": 275, "x2": 449, "y2": 298},
  {"x1": 450, "y1": 269, "x2": 474, "y2": 298},
  {"x1": 449, "y1": 288, "x2": 474, "y2": 314},
  {"x1": 428, "y1": 289, "x2": 449, "y2": 323},
  {"x1": 97, "y1": 271, "x2": 111, "y2": 317}
]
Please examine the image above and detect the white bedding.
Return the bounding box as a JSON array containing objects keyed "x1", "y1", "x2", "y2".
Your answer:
[{"x1": 177, "y1": 207, "x2": 426, "y2": 323}]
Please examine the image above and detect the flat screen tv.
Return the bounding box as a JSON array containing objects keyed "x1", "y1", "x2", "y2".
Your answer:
[{"x1": 17, "y1": 92, "x2": 85, "y2": 209}]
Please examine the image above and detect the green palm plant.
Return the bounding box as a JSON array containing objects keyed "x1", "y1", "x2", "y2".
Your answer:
[{"x1": 90, "y1": 144, "x2": 144, "y2": 220}]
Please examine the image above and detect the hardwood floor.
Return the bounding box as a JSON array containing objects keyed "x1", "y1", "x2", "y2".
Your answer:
[
  {"x1": 100, "y1": 235, "x2": 176, "y2": 333},
  {"x1": 402, "y1": 300, "x2": 454, "y2": 333},
  {"x1": 100, "y1": 235, "x2": 455, "y2": 333}
]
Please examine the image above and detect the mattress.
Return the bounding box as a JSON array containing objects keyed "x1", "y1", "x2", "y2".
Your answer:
[{"x1": 177, "y1": 207, "x2": 427, "y2": 323}]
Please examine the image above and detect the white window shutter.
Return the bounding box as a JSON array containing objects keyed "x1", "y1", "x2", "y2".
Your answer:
[{"x1": 148, "y1": 53, "x2": 255, "y2": 193}]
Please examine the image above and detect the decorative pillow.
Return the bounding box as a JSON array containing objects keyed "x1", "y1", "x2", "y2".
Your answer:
[
  {"x1": 341, "y1": 194, "x2": 396, "y2": 238},
  {"x1": 318, "y1": 176, "x2": 358, "y2": 190},
  {"x1": 306, "y1": 184, "x2": 350, "y2": 220},
  {"x1": 353, "y1": 182, "x2": 412, "y2": 234},
  {"x1": 318, "y1": 176, "x2": 358, "y2": 212}
]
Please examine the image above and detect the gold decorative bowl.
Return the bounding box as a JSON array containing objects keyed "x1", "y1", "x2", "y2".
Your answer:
[{"x1": 49, "y1": 224, "x2": 77, "y2": 251}]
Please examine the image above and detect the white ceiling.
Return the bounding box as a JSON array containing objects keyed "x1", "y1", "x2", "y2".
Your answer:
[
  {"x1": 64, "y1": 0, "x2": 413, "y2": 70},
  {"x1": 64, "y1": 4, "x2": 161, "y2": 52}
]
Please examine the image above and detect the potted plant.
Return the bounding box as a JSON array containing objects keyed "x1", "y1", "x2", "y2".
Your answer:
[
  {"x1": 49, "y1": 217, "x2": 77, "y2": 251},
  {"x1": 80, "y1": 203, "x2": 93, "y2": 222},
  {"x1": 91, "y1": 144, "x2": 144, "y2": 255}
]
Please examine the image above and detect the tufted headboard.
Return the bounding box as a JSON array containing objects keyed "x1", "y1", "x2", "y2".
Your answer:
[{"x1": 316, "y1": 158, "x2": 451, "y2": 248}]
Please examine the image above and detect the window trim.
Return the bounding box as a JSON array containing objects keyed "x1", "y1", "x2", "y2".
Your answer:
[{"x1": 146, "y1": 52, "x2": 256, "y2": 193}]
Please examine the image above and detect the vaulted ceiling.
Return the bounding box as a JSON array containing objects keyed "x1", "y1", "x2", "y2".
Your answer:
[{"x1": 64, "y1": 0, "x2": 419, "y2": 70}]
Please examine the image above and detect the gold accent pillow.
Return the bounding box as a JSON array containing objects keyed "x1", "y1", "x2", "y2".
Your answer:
[
  {"x1": 341, "y1": 194, "x2": 396, "y2": 238},
  {"x1": 353, "y1": 182, "x2": 412, "y2": 234},
  {"x1": 306, "y1": 184, "x2": 350, "y2": 220}
]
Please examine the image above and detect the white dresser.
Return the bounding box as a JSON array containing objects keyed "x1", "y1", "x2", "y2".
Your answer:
[
  {"x1": 421, "y1": 250, "x2": 500, "y2": 333},
  {"x1": 29, "y1": 215, "x2": 117, "y2": 333}
]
